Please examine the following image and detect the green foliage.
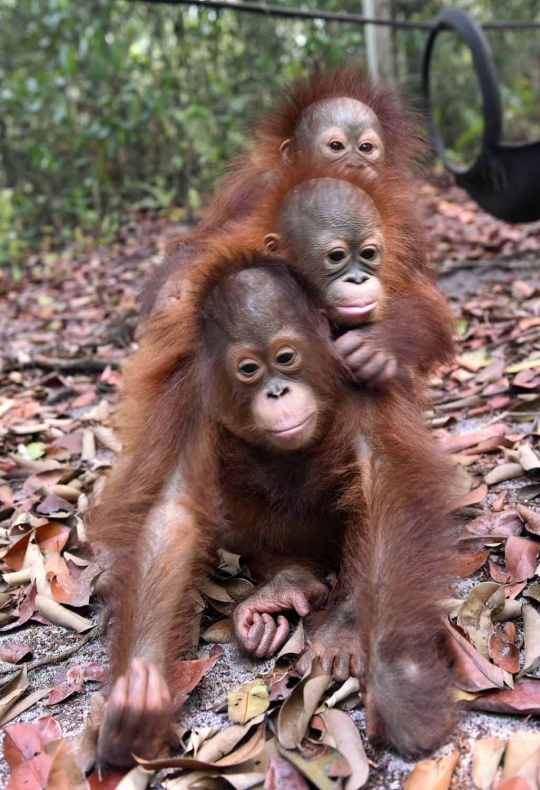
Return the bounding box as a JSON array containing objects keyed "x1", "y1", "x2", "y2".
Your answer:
[{"x1": 0, "y1": 0, "x2": 539, "y2": 262}]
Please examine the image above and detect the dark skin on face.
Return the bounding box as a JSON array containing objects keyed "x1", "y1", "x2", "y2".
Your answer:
[
  {"x1": 265, "y1": 178, "x2": 397, "y2": 388},
  {"x1": 280, "y1": 98, "x2": 385, "y2": 179},
  {"x1": 204, "y1": 268, "x2": 331, "y2": 453}
]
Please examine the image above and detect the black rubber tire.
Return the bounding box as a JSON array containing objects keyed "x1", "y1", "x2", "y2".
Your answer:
[{"x1": 421, "y1": 8, "x2": 502, "y2": 175}]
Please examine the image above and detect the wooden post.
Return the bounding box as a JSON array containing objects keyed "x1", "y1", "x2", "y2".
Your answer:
[{"x1": 363, "y1": 0, "x2": 395, "y2": 83}]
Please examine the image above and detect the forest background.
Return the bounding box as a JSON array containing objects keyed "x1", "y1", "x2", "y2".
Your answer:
[{"x1": 1, "y1": 0, "x2": 539, "y2": 272}]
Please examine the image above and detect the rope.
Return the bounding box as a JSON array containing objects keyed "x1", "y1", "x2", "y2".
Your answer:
[{"x1": 125, "y1": 0, "x2": 540, "y2": 32}]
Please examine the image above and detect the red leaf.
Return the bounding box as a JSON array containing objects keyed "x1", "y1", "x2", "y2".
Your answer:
[
  {"x1": 172, "y1": 645, "x2": 223, "y2": 706},
  {"x1": 35, "y1": 522, "x2": 71, "y2": 551},
  {"x1": 3, "y1": 722, "x2": 55, "y2": 790},
  {"x1": 66, "y1": 663, "x2": 108, "y2": 684},
  {"x1": 488, "y1": 627, "x2": 520, "y2": 673},
  {"x1": 464, "y1": 679, "x2": 540, "y2": 715},
  {"x1": 34, "y1": 716, "x2": 62, "y2": 745},
  {"x1": 505, "y1": 536, "x2": 540, "y2": 583},
  {"x1": 0, "y1": 640, "x2": 33, "y2": 664},
  {"x1": 51, "y1": 432, "x2": 83, "y2": 455},
  {"x1": 465, "y1": 509, "x2": 522, "y2": 539},
  {"x1": 86, "y1": 770, "x2": 127, "y2": 789},
  {"x1": 1, "y1": 584, "x2": 37, "y2": 632},
  {"x1": 440, "y1": 424, "x2": 509, "y2": 454},
  {"x1": 3, "y1": 534, "x2": 31, "y2": 571},
  {"x1": 517, "y1": 503, "x2": 540, "y2": 536},
  {"x1": 47, "y1": 683, "x2": 82, "y2": 706},
  {"x1": 265, "y1": 757, "x2": 310, "y2": 789},
  {"x1": 453, "y1": 551, "x2": 489, "y2": 578},
  {"x1": 445, "y1": 621, "x2": 505, "y2": 692},
  {"x1": 36, "y1": 495, "x2": 74, "y2": 516},
  {"x1": 51, "y1": 573, "x2": 92, "y2": 607}
]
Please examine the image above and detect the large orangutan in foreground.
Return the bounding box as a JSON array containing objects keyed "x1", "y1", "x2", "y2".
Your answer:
[{"x1": 89, "y1": 260, "x2": 457, "y2": 767}]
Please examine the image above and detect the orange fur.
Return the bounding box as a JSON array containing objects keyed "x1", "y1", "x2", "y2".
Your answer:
[{"x1": 141, "y1": 63, "x2": 425, "y2": 316}]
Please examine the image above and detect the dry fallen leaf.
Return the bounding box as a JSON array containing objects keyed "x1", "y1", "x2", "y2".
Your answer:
[
  {"x1": 195, "y1": 715, "x2": 266, "y2": 764},
  {"x1": 0, "y1": 640, "x2": 32, "y2": 664},
  {"x1": 404, "y1": 748, "x2": 459, "y2": 789},
  {"x1": 0, "y1": 665, "x2": 29, "y2": 722},
  {"x1": 505, "y1": 537, "x2": 540, "y2": 583},
  {"x1": 172, "y1": 645, "x2": 224, "y2": 707},
  {"x1": 228, "y1": 679, "x2": 270, "y2": 725},
  {"x1": 517, "y1": 504, "x2": 540, "y2": 536},
  {"x1": 445, "y1": 620, "x2": 506, "y2": 692},
  {"x1": 521, "y1": 604, "x2": 540, "y2": 674},
  {"x1": 501, "y1": 730, "x2": 540, "y2": 786},
  {"x1": 488, "y1": 626, "x2": 520, "y2": 674},
  {"x1": 463, "y1": 679, "x2": 540, "y2": 715},
  {"x1": 321, "y1": 709, "x2": 369, "y2": 790},
  {"x1": 457, "y1": 581, "x2": 501, "y2": 657},
  {"x1": 276, "y1": 739, "x2": 350, "y2": 790},
  {"x1": 277, "y1": 661, "x2": 332, "y2": 750},
  {"x1": 472, "y1": 737, "x2": 506, "y2": 790}
]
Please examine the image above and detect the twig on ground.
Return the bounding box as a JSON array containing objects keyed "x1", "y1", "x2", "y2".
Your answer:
[{"x1": 0, "y1": 612, "x2": 107, "y2": 685}]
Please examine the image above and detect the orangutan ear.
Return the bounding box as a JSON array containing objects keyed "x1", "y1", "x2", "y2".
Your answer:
[
  {"x1": 264, "y1": 233, "x2": 281, "y2": 252},
  {"x1": 279, "y1": 139, "x2": 292, "y2": 162}
]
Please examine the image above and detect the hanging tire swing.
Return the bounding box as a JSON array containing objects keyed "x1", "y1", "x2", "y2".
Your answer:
[{"x1": 422, "y1": 8, "x2": 540, "y2": 223}]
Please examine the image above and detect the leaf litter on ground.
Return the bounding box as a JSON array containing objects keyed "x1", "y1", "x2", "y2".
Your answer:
[{"x1": 4, "y1": 180, "x2": 540, "y2": 787}]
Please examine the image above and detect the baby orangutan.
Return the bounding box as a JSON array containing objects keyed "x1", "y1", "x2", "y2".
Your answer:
[
  {"x1": 264, "y1": 176, "x2": 396, "y2": 388},
  {"x1": 90, "y1": 260, "x2": 457, "y2": 765},
  {"x1": 142, "y1": 64, "x2": 423, "y2": 318}
]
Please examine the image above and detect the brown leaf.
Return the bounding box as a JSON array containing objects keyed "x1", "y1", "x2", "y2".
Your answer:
[
  {"x1": 485, "y1": 463, "x2": 524, "y2": 486},
  {"x1": 3, "y1": 718, "x2": 58, "y2": 789},
  {"x1": 35, "y1": 522, "x2": 71, "y2": 552},
  {"x1": 501, "y1": 729, "x2": 540, "y2": 786},
  {"x1": 36, "y1": 494, "x2": 74, "y2": 516},
  {"x1": 457, "y1": 582, "x2": 501, "y2": 657},
  {"x1": 0, "y1": 641, "x2": 33, "y2": 664},
  {"x1": 517, "y1": 504, "x2": 540, "y2": 536},
  {"x1": 505, "y1": 537, "x2": 540, "y2": 583},
  {"x1": 51, "y1": 432, "x2": 83, "y2": 455},
  {"x1": 453, "y1": 551, "x2": 489, "y2": 578},
  {"x1": 440, "y1": 424, "x2": 509, "y2": 454},
  {"x1": 472, "y1": 737, "x2": 506, "y2": 790},
  {"x1": 265, "y1": 757, "x2": 310, "y2": 789},
  {"x1": 522, "y1": 604, "x2": 540, "y2": 674},
  {"x1": 404, "y1": 748, "x2": 459, "y2": 789},
  {"x1": 277, "y1": 661, "x2": 332, "y2": 750},
  {"x1": 455, "y1": 484, "x2": 489, "y2": 509},
  {"x1": 464, "y1": 509, "x2": 522, "y2": 539},
  {"x1": 488, "y1": 627, "x2": 520, "y2": 673},
  {"x1": 463, "y1": 680, "x2": 540, "y2": 715},
  {"x1": 1, "y1": 583, "x2": 37, "y2": 631},
  {"x1": 172, "y1": 645, "x2": 223, "y2": 707},
  {"x1": 45, "y1": 739, "x2": 85, "y2": 790},
  {"x1": 50, "y1": 572, "x2": 92, "y2": 607},
  {"x1": 201, "y1": 619, "x2": 234, "y2": 644},
  {"x1": 276, "y1": 739, "x2": 351, "y2": 789},
  {"x1": 321, "y1": 709, "x2": 369, "y2": 790},
  {"x1": 445, "y1": 621, "x2": 506, "y2": 692}
]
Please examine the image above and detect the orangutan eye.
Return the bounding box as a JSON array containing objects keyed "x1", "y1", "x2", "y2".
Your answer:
[
  {"x1": 276, "y1": 347, "x2": 296, "y2": 366},
  {"x1": 360, "y1": 246, "x2": 379, "y2": 262},
  {"x1": 328, "y1": 249, "x2": 347, "y2": 264},
  {"x1": 238, "y1": 360, "x2": 260, "y2": 378},
  {"x1": 329, "y1": 140, "x2": 345, "y2": 151},
  {"x1": 359, "y1": 141, "x2": 374, "y2": 153}
]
